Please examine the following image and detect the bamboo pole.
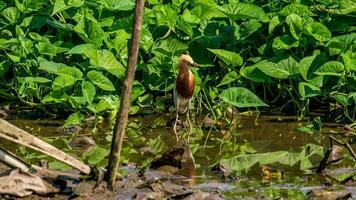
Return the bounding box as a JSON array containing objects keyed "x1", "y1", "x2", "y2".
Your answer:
[
  {"x1": 104, "y1": 0, "x2": 145, "y2": 189},
  {"x1": 0, "y1": 119, "x2": 90, "y2": 174}
]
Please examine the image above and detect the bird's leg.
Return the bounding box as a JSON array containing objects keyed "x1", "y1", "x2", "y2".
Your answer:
[
  {"x1": 186, "y1": 108, "x2": 192, "y2": 142},
  {"x1": 173, "y1": 111, "x2": 179, "y2": 141}
]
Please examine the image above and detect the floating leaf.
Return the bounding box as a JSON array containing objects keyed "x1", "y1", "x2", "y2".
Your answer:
[
  {"x1": 219, "y1": 151, "x2": 299, "y2": 172},
  {"x1": 64, "y1": 112, "x2": 84, "y2": 127},
  {"x1": 220, "y1": 87, "x2": 268, "y2": 108}
]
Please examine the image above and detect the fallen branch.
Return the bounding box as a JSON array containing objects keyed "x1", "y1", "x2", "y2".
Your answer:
[
  {"x1": 0, "y1": 119, "x2": 90, "y2": 174},
  {"x1": 0, "y1": 147, "x2": 31, "y2": 172}
]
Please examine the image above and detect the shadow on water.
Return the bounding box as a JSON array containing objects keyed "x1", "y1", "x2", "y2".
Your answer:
[{"x1": 1, "y1": 114, "x2": 355, "y2": 199}]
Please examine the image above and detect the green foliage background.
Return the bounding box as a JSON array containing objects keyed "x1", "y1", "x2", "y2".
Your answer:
[{"x1": 0, "y1": 0, "x2": 355, "y2": 120}]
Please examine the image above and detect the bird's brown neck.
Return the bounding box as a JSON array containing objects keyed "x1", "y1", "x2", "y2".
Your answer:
[{"x1": 178, "y1": 64, "x2": 190, "y2": 74}]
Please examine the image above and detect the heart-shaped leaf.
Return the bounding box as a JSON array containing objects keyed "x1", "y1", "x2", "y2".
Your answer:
[
  {"x1": 217, "y1": 71, "x2": 239, "y2": 87},
  {"x1": 82, "y1": 81, "x2": 96, "y2": 104},
  {"x1": 306, "y1": 22, "x2": 332, "y2": 42},
  {"x1": 208, "y1": 49, "x2": 243, "y2": 67},
  {"x1": 314, "y1": 61, "x2": 344, "y2": 76},
  {"x1": 87, "y1": 71, "x2": 116, "y2": 91},
  {"x1": 220, "y1": 87, "x2": 268, "y2": 108}
]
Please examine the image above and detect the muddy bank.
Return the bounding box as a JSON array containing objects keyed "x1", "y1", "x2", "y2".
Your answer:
[{"x1": 0, "y1": 115, "x2": 354, "y2": 199}]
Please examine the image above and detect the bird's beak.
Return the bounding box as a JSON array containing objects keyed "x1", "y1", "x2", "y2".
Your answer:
[{"x1": 190, "y1": 62, "x2": 199, "y2": 68}]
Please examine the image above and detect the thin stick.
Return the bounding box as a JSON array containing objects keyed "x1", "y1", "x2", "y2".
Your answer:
[
  {"x1": 186, "y1": 108, "x2": 192, "y2": 142},
  {"x1": 104, "y1": 0, "x2": 145, "y2": 189},
  {"x1": 174, "y1": 112, "x2": 179, "y2": 141}
]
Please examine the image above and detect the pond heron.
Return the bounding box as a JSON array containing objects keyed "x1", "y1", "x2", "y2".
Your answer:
[{"x1": 173, "y1": 54, "x2": 198, "y2": 140}]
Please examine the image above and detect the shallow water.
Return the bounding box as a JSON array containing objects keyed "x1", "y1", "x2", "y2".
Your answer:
[{"x1": 1, "y1": 114, "x2": 355, "y2": 199}]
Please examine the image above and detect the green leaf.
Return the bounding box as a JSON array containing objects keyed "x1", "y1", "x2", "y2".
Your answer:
[
  {"x1": 335, "y1": 0, "x2": 356, "y2": 14},
  {"x1": 219, "y1": 151, "x2": 299, "y2": 172},
  {"x1": 38, "y1": 57, "x2": 67, "y2": 74},
  {"x1": 56, "y1": 66, "x2": 83, "y2": 79},
  {"x1": 82, "y1": 81, "x2": 96, "y2": 104},
  {"x1": 272, "y1": 35, "x2": 299, "y2": 51},
  {"x1": 306, "y1": 22, "x2": 332, "y2": 42},
  {"x1": 269, "y1": 15, "x2": 281, "y2": 34},
  {"x1": 240, "y1": 19, "x2": 262, "y2": 39},
  {"x1": 19, "y1": 77, "x2": 51, "y2": 84},
  {"x1": 52, "y1": 0, "x2": 84, "y2": 15},
  {"x1": 297, "y1": 117, "x2": 322, "y2": 134},
  {"x1": 255, "y1": 61, "x2": 289, "y2": 79},
  {"x1": 68, "y1": 46, "x2": 125, "y2": 78},
  {"x1": 279, "y1": 3, "x2": 315, "y2": 17},
  {"x1": 220, "y1": 87, "x2": 268, "y2": 108},
  {"x1": 73, "y1": 10, "x2": 105, "y2": 47},
  {"x1": 332, "y1": 94, "x2": 350, "y2": 106},
  {"x1": 67, "y1": 43, "x2": 98, "y2": 58},
  {"x1": 52, "y1": 75, "x2": 76, "y2": 90},
  {"x1": 217, "y1": 71, "x2": 239, "y2": 87},
  {"x1": 87, "y1": 71, "x2": 116, "y2": 91},
  {"x1": 147, "y1": 135, "x2": 168, "y2": 155},
  {"x1": 156, "y1": 38, "x2": 188, "y2": 55},
  {"x1": 285, "y1": 13, "x2": 302, "y2": 40},
  {"x1": 298, "y1": 54, "x2": 327, "y2": 82},
  {"x1": 149, "y1": 5, "x2": 178, "y2": 27},
  {"x1": 48, "y1": 160, "x2": 72, "y2": 170},
  {"x1": 240, "y1": 65, "x2": 269, "y2": 83},
  {"x1": 1, "y1": 7, "x2": 20, "y2": 23},
  {"x1": 131, "y1": 81, "x2": 145, "y2": 102},
  {"x1": 64, "y1": 112, "x2": 84, "y2": 127},
  {"x1": 95, "y1": 50, "x2": 126, "y2": 78},
  {"x1": 275, "y1": 56, "x2": 299, "y2": 76},
  {"x1": 35, "y1": 42, "x2": 69, "y2": 56},
  {"x1": 219, "y1": 3, "x2": 268, "y2": 21},
  {"x1": 208, "y1": 49, "x2": 243, "y2": 67},
  {"x1": 314, "y1": 61, "x2": 344, "y2": 76},
  {"x1": 298, "y1": 82, "x2": 321, "y2": 99},
  {"x1": 0, "y1": 61, "x2": 9, "y2": 77},
  {"x1": 84, "y1": 146, "x2": 110, "y2": 165},
  {"x1": 101, "y1": 0, "x2": 135, "y2": 11}
]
